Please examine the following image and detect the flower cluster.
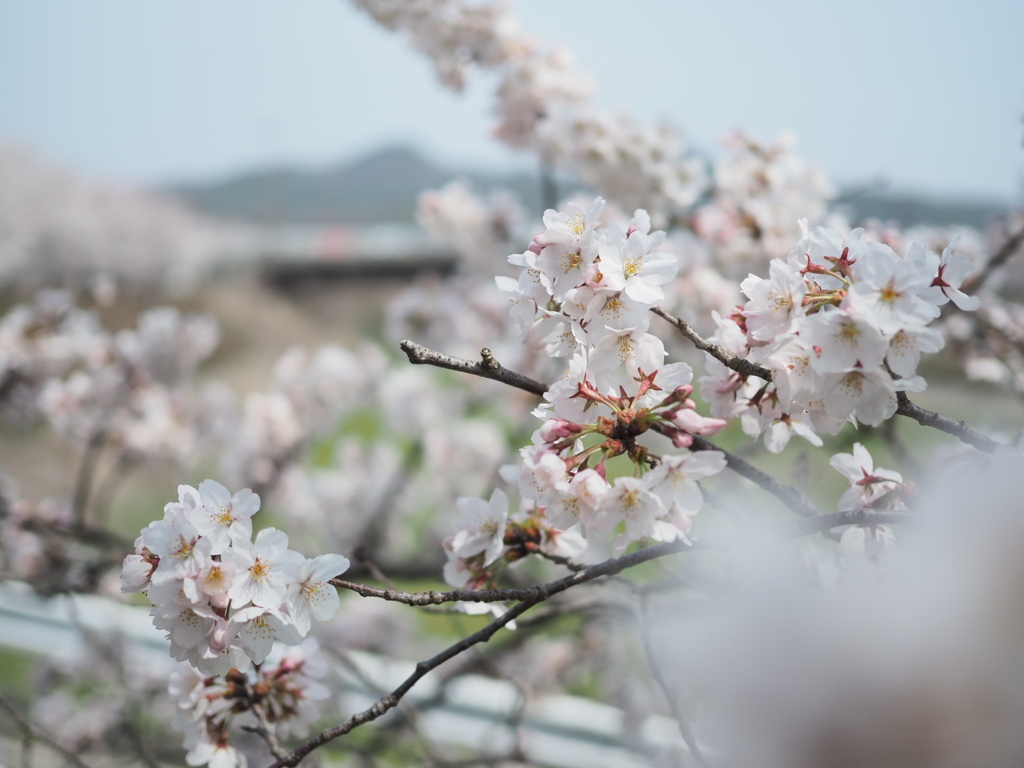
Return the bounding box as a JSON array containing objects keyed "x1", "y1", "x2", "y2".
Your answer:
[
  {"x1": 440, "y1": 199, "x2": 731, "y2": 578},
  {"x1": 0, "y1": 289, "x2": 220, "y2": 461},
  {"x1": 700, "y1": 223, "x2": 981, "y2": 452},
  {"x1": 121, "y1": 480, "x2": 349, "y2": 676},
  {"x1": 693, "y1": 131, "x2": 837, "y2": 275},
  {"x1": 170, "y1": 640, "x2": 330, "y2": 768},
  {"x1": 830, "y1": 442, "x2": 908, "y2": 561},
  {"x1": 352, "y1": 0, "x2": 705, "y2": 220}
]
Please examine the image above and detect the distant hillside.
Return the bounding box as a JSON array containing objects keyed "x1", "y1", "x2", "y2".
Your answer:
[
  {"x1": 835, "y1": 190, "x2": 1009, "y2": 231},
  {"x1": 168, "y1": 145, "x2": 545, "y2": 226},
  {"x1": 167, "y1": 144, "x2": 1013, "y2": 229}
]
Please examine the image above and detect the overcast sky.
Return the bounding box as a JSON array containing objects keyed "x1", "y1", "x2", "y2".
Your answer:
[{"x1": 2, "y1": 0, "x2": 1022, "y2": 201}]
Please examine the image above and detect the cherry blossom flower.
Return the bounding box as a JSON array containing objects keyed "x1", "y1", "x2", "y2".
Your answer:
[
  {"x1": 597, "y1": 228, "x2": 678, "y2": 305},
  {"x1": 193, "y1": 479, "x2": 260, "y2": 551},
  {"x1": 288, "y1": 553, "x2": 350, "y2": 635},
  {"x1": 829, "y1": 443, "x2": 904, "y2": 511},
  {"x1": 228, "y1": 527, "x2": 304, "y2": 608},
  {"x1": 450, "y1": 488, "x2": 509, "y2": 565}
]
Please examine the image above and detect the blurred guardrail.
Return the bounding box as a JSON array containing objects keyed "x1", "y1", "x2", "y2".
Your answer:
[{"x1": 0, "y1": 581, "x2": 688, "y2": 767}]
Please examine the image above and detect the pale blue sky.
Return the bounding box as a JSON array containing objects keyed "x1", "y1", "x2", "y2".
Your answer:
[{"x1": 1, "y1": 0, "x2": 1022, "y2": 200}]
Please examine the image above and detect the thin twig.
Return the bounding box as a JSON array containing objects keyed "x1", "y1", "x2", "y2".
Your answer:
[
  {"x1": 895, "y1": 392, "x2": 1000, "y2": 453},
  {"x1": 652, "y1": 308, "x2": 1000, "y2": 453},
  {"x1": 961, "y1": 220, "x2": 1024, "y2": 296},
  {"x1": 301, "y1": 508, "x2": 914, "y2": 766},
  {"x1": 0, "y1": 693, "x2": 96, "y2": 768},
  {"x1": 636, "y1": 597, "x2": 715, "y2": 768},
  {"x1": 533, "y1": 548, "x2": 586, "y2": 571},
  {"x1": 688, "y1": 435, "x2": 821, "y2": 517},
  {"x1": 244, "y1": 703, "x2": 289, "y2": 760},
  {"x1": 70, "y1": 429, "x2": 106, "y2": 530},
  {"x1": 265, "y1": 599, "x2": 540, "y2": 768},
  {"x1": 332, "y1": 539, "x2": 690, "y2": 607},
  {"x1": 651, "y1": 307, "x2": 772, "y2": 381}
]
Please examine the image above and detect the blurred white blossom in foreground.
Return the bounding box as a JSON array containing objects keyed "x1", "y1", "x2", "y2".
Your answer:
[{"x1": 650, "y1": 450, "x2": 1024, "y2": 768}]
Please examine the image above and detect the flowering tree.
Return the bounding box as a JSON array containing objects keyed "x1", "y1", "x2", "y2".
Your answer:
[{"x1": 3, "y1": 2, "x2": 1024, "y2": 767}]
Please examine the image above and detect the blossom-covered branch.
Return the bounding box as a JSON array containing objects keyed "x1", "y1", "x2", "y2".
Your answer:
[{"x1": 401, "y1": 335, "x2": 821, "y2": 519}]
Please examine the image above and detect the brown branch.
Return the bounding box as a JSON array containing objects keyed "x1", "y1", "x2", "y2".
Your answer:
[
  {"x1": 400, "y1": 340, "x2": 547, "y2": 397},
  {"x1": 265, "y1": 599, "x2": 538, "y2": 768},
  {"x1": 651, "y1": 308, "x2": 1001, "y2": 453},
  {"x1": 651, "y1": 307, "x2": 772, "y2": 381},
  {"x1": 741, "y1": 509, "x2": 918, "y2": 543},
  {"x1": 243, "y1": 703, "x2": 289, "y2": 760},
  {"x1": 332, "y1": 539, "x2": 690, "y2": 607},
  {"x1": 895, "y1": 392, "x2": 1000, "y2": 453},
  {"x1": 688, "y1": 435, "x2": 821, "y2": 517},
  {"x1": 71, "y1": 429, "x2": 106, "y2": 530},
  {"x1": 275, "y1": 541, "x2": 694, "y2": 766},
  {"x1": 533, "y1": 548, "x2": 586, "y2": 571}
]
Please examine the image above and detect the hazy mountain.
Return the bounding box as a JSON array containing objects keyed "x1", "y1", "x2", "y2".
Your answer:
[
  {"x1": 834, "y1": 189, "x2": 1009, "y2": 231},
  {"x1": 167, "y1": 145, "x2": 546, "y2": 226},
  {"x1": 167, "y1": 144, "x2": 1012, "y2": 229}
]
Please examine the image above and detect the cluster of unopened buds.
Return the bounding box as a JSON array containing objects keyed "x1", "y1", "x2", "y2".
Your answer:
[{"x1": 170, "y1": 641, "x2": 329, "y2": 768}]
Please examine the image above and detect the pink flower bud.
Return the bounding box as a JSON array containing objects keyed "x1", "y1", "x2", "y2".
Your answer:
[
  {"x1": 673, "y1": 384, "x2": 694, "y2": 400},
  {"x1": 539, "y1": 419, "x2": 584, "y2": 443},
  {"x1": 670, "y1": 408, "x2": 728, "y2": 436},
  {"x1": 668, "y1": 428, "x2": 694, "y2": 448}
]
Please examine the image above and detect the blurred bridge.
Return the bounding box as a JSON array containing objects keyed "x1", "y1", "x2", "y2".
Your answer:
[{"x1": 250, "y1": 224, "x2": 458, "y2": 290}]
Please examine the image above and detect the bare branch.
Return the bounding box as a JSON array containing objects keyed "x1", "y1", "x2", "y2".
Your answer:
[
  {"x1": 265, "y1": 599, "x2": 539, "y2": 768},
  {"x1": 70, "y1": 429, "x2": 106, "y2": 530},
  {"x1": 688, "y1": 434, "x2": 822, "y2": 517},
  {"x1": 895, "y1": 392, "x2": 1000, "y2": 453},
  {"x1": 651, "y1": 307, "x2": 772, "y2": 381},
  {"x1": 332, "y1": 539, "x2": 691, "y2": 607},
  {"x1": 0, "y1": 693, "x2": 96, "y2": 768},
  {"x1": 243, "y1": 703, "x2": 289, "y2": 760},
  {"x1": 961, "y1": 220, "x2": 1024, "y2": 296},
  {"x1": 300, "y1": 507, "x2": 917, "y2": 766},
  {"x1": 399, "y1": 340, "x2": 546, "y2": 396}
]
